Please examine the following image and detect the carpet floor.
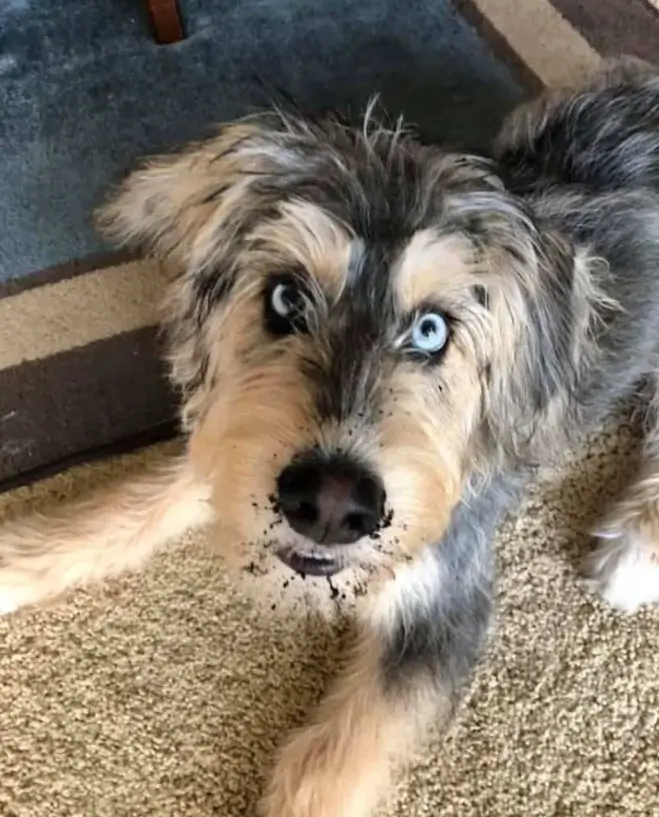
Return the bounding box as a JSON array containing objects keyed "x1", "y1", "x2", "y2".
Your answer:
[{"x1": 1, "y1": 425, "x2": 658, "y2": 817}]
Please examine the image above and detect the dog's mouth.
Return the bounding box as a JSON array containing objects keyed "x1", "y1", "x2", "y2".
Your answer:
[{"x1": 276, "y1": 550, "x2": 342, "y2": 577}]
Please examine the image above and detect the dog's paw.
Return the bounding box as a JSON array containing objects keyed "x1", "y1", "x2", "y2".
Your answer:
[
  {"x1": 0, "y1": 538, "x2": 51, "y2": 616},
  {"x1": 0, "y1": 570, "x2": 41, "y2": 615},
  {"x1": 258, "y1": 738, "x2": 333, "y2": 817},
  {"x1": 583, "y1": 527, "x2": 659, "y2": 613},
  {"x1": 0, "y1": 591, "x2": 23, "y2": 615},
  {"x1": 257, "y1": 723, "x2": 375, "y2": 817}
]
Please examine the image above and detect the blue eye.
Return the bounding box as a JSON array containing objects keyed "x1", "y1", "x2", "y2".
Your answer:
[
  {"x1": 410, "y1": 312, "x2": 449, "y2": 354},
  {"x1": 271, "y1": 282, "x2": 298, "y2": 318},
  {"x1": 265, "y1": 278, "x2": 308, "y2": 336}
]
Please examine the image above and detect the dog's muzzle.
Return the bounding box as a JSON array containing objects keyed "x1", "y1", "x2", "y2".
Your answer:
[{"x1": 274, "y1": 452, "x2": 385, "y2": 575}]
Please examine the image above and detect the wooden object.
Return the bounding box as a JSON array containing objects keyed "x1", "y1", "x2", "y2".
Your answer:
[{"x1": 145, "y1": 0, "x2": 186, "y2": 44}]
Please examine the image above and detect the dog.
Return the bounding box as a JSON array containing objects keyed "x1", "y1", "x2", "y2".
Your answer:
[{"x1": 1, "y1": 56, "x2": 659, "y2": 817}]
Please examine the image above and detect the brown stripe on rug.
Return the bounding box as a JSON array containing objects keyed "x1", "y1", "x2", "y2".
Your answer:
[
  {"x1": 550, "y1": 0, "x2": 659, "y2": 63},
  {"x1": 0, "y1": 258, "x2": 179, "y2": 491},
  {"x1": 0, "y1": 326, "x2": 178, "y2": 491},
  {"x1": 452, "y1": 0, "x2": 545, "y2": 92},
  {"x1": 0, "y1": 259, "x2": 169, "y2": 368}
]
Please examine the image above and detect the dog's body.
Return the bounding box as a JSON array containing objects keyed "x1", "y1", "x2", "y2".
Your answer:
[{"x1": 2, "y1": 57, "x2": 659, "y2": 816}]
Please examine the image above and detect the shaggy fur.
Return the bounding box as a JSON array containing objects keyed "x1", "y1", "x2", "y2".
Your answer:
[{"x1": 2, "y1": 56, "x2": 659, "y2": 816}]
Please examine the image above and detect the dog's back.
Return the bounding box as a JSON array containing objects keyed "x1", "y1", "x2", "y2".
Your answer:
[{"x1": 495, "y1": 57, "x2": 659, "y2": 196}]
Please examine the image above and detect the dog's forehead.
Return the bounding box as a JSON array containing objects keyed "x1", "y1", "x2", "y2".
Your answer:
[
  {"x1": 249, "y1": 131, "x2": 481, "y2": 310},
  {"x1": 270, "y1": 200, "x2": 473, "y2": 313},
  {"x1": 267, "y1": 135, "x2": 442, "y2": 236}
]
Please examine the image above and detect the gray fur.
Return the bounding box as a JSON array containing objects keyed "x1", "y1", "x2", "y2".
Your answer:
[
  {"x1": 379, "y1": 469, "x2": 527, "y2": 703},
  {"x1": 382, "y1": 58, "x2": 659, "y2": 701}
]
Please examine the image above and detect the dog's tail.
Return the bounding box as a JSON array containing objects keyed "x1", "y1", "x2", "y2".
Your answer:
[{"x1": 0, "y1": 456, "x2": 213, "y2": 614}]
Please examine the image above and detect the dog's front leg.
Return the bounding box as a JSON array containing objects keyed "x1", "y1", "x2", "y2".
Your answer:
[
  {"x1": 258, "y1": 625, "x2": 419, "y2": 817},
  {"x1": 259, "y1": 546, "x2": 494, "y2": 816},
  {"x1": 0, "y1": 455, "x2": 214, "y2": 613}
]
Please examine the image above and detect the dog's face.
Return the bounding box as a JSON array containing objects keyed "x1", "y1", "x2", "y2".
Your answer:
[{"x1": 99, "y1": 108, "x2": 588, "y2": 613}]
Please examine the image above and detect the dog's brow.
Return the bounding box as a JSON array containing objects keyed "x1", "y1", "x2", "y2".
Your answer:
[
  {"x1": 259, "y1": 201, "x2": 354, "y2": 296},
  {"x1": 395, "y1": 229, "x2": 475, "y2": 313}
]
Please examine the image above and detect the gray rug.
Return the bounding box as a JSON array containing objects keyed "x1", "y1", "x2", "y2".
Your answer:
[{"x1": 0, "y1": 0, "x2": 524, "y2": 282}]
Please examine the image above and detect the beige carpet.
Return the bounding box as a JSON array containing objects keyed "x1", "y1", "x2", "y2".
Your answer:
[{"x1": 1, "y1": 421, "x2": 658, "y2": 817}]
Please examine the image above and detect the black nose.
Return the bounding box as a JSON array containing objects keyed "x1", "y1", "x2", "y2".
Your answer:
[{"x1": 275, "y1": 455, "x2": 386, "y2": 545}]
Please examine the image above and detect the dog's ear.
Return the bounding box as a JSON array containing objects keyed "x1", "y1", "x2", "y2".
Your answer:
[
  {"x1": 96, "y1": 119, "x2": 288, "y2": 268},
  {"x1": 497, "y1": 227, "x2": 582, "y2": 403},
  {"x1": 446, "y1": 187, "x2": 611, "y2": 460},
  {"x1": 492, "y1": 221, "x2": 614, "y2": 459}
]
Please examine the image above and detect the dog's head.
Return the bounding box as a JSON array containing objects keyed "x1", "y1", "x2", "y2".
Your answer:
[{"x1": 98, "y1": 105, "x2": 603, "y2": 614}]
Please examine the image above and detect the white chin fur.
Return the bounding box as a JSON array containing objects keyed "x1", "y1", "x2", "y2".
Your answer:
[
  {"x1": 584, "y1": 527, "x2": 659, "y2": 613},
  {"x1": 226, "y1": 552, "x2": 386, "y2": 620}
]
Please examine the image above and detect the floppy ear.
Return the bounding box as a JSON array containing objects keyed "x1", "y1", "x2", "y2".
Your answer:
[
  {"x1": 498, "y1": 227, "x2": 583, "y2": 402},
  {"x1": 96, "y1": 120, "x2": 283, "y2": 269},
  {"x1": 96, "y1": 117, "x2": 300, "y2": 427},
  {"x1": 445, "y1": 187, "x2": 611, "y2": 461},
  {"x1": 491, "y1": 221, "x2": 614, "y2": 459}
]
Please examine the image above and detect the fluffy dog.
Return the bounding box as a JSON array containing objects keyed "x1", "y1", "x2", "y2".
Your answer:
[{"x1": 2, "y1": 56, "x2": 659, "y2": 817}]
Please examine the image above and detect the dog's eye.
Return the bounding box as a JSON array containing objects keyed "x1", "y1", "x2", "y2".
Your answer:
[
  {"x1": 265, "y1": 280, "x2": 307, "y2": 335},
  {"x1": 410, "y1": 312, "x2": 449, "y2": 354},
  {"x1": 271, "y1": 282, "x2": 298, "y2": 318}
]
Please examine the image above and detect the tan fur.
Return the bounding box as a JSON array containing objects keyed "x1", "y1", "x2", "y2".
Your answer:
[
  {"x1": 395, "y1": 229, "x2": 479, "y2": 312},
  {"x1": 583, "y1": 467, "x2": 659, "y2": 612},
  {"x1": 375, "y1": 362, "x2": 477, "y2": 548},
  {"x1": 608, "y1": 491, "x2": 659, "y2": 557},
  {"x1": 595, "y1": 467, "x2": 659, "y2": 562},
  {"x1": 97, "y1": 123, "x2": 268, "y2": 264},
  {"x1": 0, "y1": 456, "x2": 213, "y2": 613},
  {"x1": 258, "y1": 629, "x2": 442, "y2": 817},
  {"x1": 252, "y1": 201, "x2": 355, "y2": 294},
  {"x1": 183, "y1": 343, "x2": 466, "y2": 616}
]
